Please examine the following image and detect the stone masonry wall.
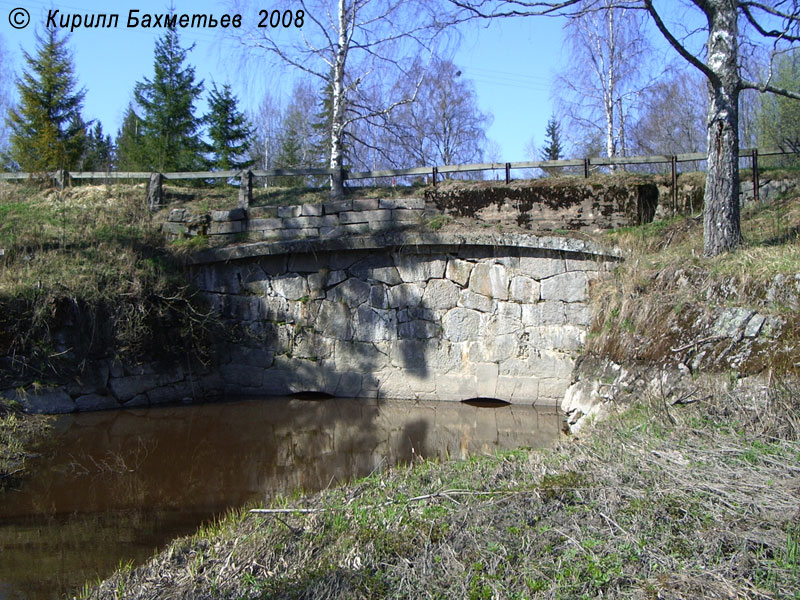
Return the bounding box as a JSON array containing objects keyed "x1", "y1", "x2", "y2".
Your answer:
[
  {"x1": 190, "y1": 237, "x2": 613, "y2": 405},
  {"x1": 162, "y1": 197, "x2": 425, "y2": 244}
]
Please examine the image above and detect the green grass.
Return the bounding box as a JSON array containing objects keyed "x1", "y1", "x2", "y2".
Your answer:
[{"x1": 0, "y1": 396, "x2": 52, "y2": 490}]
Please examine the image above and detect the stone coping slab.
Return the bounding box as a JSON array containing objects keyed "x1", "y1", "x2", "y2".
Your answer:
[{"x1": 189, "y1": 231, "x2": 622, "y2": 265}]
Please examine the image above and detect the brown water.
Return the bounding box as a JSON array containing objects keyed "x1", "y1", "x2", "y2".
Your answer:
[{"x1": 0, "y1": 396, "x2": 560, "y2": 600}]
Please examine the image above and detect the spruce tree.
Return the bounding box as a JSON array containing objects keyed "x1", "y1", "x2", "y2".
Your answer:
[
  {"x1": 134, "y1": 28, "x2": 204, "y2": 172},
  {"x1": 82, "y1": 121, "x2": 113, "y2": 171},
  {"x1": 540, "y1": 115, "x2": 563, "y2": 161},
  {"x1": 115, "y1": 104, "x2": 146, "y2": 172},
  {"x1": 204, "y1": 82, "x2": 253, "y2": 171},
  {"x1": 6, "y1": 26, "x2": 86, "y2": 172}
]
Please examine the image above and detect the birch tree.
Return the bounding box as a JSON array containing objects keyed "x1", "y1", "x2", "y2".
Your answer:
[
  {"x1": 555, "y1": 0, "x2": 653, "y2": 163},
  {"x1": 234, "y1": 0, "x2": 448, "y2": 198},
  {"x1": 631, "y1": 69, "x2": 707, "y2": 157},
  {"x1": 377, "y1": 57, "x2": 491, "y2": 168},
  {"x1": 449, "y1": 0, "x2": 800, "y2": 256}
]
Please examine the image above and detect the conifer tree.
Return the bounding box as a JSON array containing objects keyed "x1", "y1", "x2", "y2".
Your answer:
[
  {"x1": 540, "y1": 115, "x2": 563, "y2": 161},
  {"x1": 115, "y1": 104, "x2": 146, "y2": 172},
  {"x1": 204, "y1": 82, "x2": 253, "y2": 171},
  {"x1": 134, "y1": 28, "x2": 204, "y2": 172},
  {"x1": 81, "y1": 121, "x2": 113, "y2": 171},
  {"x1": 6, "y1": 26, "x2": 86, "y2": 172},
  {"x1": 276, "y1": 81, "x2": 318, "y2": 186}
]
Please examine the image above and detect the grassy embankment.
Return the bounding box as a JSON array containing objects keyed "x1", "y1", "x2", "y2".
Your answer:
[{"x1": 83, "y1": 183, "x2": 800, "y2": 599}]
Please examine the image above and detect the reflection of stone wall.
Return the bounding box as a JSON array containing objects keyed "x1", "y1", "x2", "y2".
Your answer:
[{"x1": 193, "y1": 233, "x2": 617, "y2": 404}]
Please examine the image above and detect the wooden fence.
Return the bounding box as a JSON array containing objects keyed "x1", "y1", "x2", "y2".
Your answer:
[{"x1": 0, "y1": 147, "x2": 794, "y2": 210}]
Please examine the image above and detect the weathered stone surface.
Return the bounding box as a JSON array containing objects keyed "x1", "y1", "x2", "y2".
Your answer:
[
  {"x1": 486, "y1": 311, "x2": 522, "y2": 337},
  {"x1": 340, "y1": 209, "x2": 392, "y2": 224},
  {"x1": 318, "y1": 300, "x2": 353, "y2": 340},
  {"x1": 378, "y1": 198, "x2": 425, "y2": 210},
  {"x1": 271, "y1": 274, "x2": 309, "y2": 301},
  {"x1": 540, "y1": 271, "x2": 588, "y2": 303},
  {"x1": 510, "y1": 276, "x2": 540, "y2": 303},
  {"x1": 370, "y1": 266, "x2": 403, "y2": 285},
  {"x1": 482, "y1": 334, "x2": 518, "y2": 362},
  {"x1": 537, "y1": 301, "x2": 567, "y2": 325},
  {"x1": 168, "y1": 208, "x2": 188, "y2": 222},
  {"x1": 422, "y1": 279, "x2": 460, "y2": 309},
  {"x1": 230, "y1": 346, "x2": 274, "y2": 368},
  {"x1": 713, "y1": 307, "x2": 755, "y2": 337},
  {"x1": 220, "y1": 363, "x2": 264, "y2": 388},
  {"x1": 387, "y1": 283, "x2": 424, "y2": 308},
  {"x1": 110, "y1": 374, "x2": 159, "y2": 403},
  {"x1": 468, "y1": 263, "x2": 508, "y2": 300},
  {"x1": 341, "y1": 223, "x2": 371, "y2": 235},
  {"x1": 392, "y1": 209, "x2": 422, "y2": 222},
  {"x1": 323, "y1": 199, "x2": 352, "y2": 214},
  {"x1": 278, "y1": 205, "x2": 302, "y2": 218},
  {"x1": 529, "y1": 350, "x2": 575, "y2": 380},
  {"x1": 329, "y1": 278, "x2": 371, "y2": 307},
  {"x1": 14, "y1": 388, "x2": 75, "y2": 414},
  {"x1": 446, "y1": 258, "x2": 473, "y2": 287},
  {"x1": 301, "y1": 203, "x2": 324, "y2": 216},
  {"x1": 744, "y1": 314, "x2": 766, "y2": 337},
  {"x1": 352, "y1": 198, "x2": 380, "y2": 210},
  {"x1": 399, "y1": 320, "x2": 440, "y2": 339},
  {"x1": 320, "y1": 226, "x2": 344, "y2": 238},
  {"x1": 283, "y1": 216, "x2": 323, "y2": 229},
  {"x1": 395, "y1": 254, "x2": 446, "y2": 282},
  {"x1": 458, "y1": 289, "x2": 493, "y2": 313},
  {"x1": 354, "y1": 306, "x2": 397, "y2": 342},
  {"x1": 211, "y1": 208, "x2": 246, "y2": 222},
  {"x1": 327, "y1": 270, "x2": 348, "y2": 287},
  {"x1": 564, "y1": 303, "x2": 592, "y2": 327},
  {"x1": 248, "y1": 217, "x2": 282, "y2": 231},
  {"x1": 293, "y1": 331, "x2": 333, "y2": 360},
  {"x1": 519, "y1": 256, "x2": 565, "y2": 280},
  {"x1": 208, "y1": 221, "x2": 245, "y2": 235},
  {"x1": 369, "y1": 285, "x2": 389, "y2": 309},
  {"x1": 442, "y1": 308, "x2": 482, "y2": 342},
  {"x1": 397, "y1": 306, "x2": 436, "y2": 323},
  {"x1": 334, "y1": 340, "x2": 388, "y2": 371}
]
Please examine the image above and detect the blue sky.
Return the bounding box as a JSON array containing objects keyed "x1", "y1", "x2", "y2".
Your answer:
[{"x1": 0, "y1": 0, "x2": 569, "y2": 162}]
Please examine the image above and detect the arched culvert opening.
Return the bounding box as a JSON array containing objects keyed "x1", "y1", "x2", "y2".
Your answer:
[
  {"x1": 461, "y1": 397, "x2": 511, "y2": 408},
  {"x1": 290, "y1": 391, "x2": 335, "y2": 401}
]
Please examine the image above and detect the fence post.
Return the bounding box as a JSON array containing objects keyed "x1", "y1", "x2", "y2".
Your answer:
[
  {"x1": 432, "y1": 167, "x2": 438, "y2": 187},
  {"x1": 583, "y1": 158, "x2": 589, "y2": 178},
  {"x1": 752, "y1": 149, "x2": 760, "y2": 203},
  {"x1": 238, "y1": 169, "x2": 253, "y2": 210},
  {"x1": 671, "y1": 155, "x2": 678, "y2": 213},
  {"x1": 147, "y1": 172, "x2": 163, "y2": 211},
  {"x1": 505, "y1": 162, "x2": 511, "y2": 184},
  {"x1": 55, "y1": 169, "x2": 71, "y2": 188}
]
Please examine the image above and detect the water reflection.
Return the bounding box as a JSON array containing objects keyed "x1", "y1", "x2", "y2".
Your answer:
[{"x1": 0, "y1": 396, "x2": 560, "y2": 600}]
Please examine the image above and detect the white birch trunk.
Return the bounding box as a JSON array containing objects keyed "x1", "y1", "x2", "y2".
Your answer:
[
  {"x1": 703, "y1": 1, "x2": 742, "y2": 256},
  {"x1": 329, "y1": 0, "x2": 349, "y2": 199}
]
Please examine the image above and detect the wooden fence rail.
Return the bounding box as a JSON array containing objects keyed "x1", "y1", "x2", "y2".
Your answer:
[{"x1": 0, "y1": 146, "x2": 794, "y2": 209}]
